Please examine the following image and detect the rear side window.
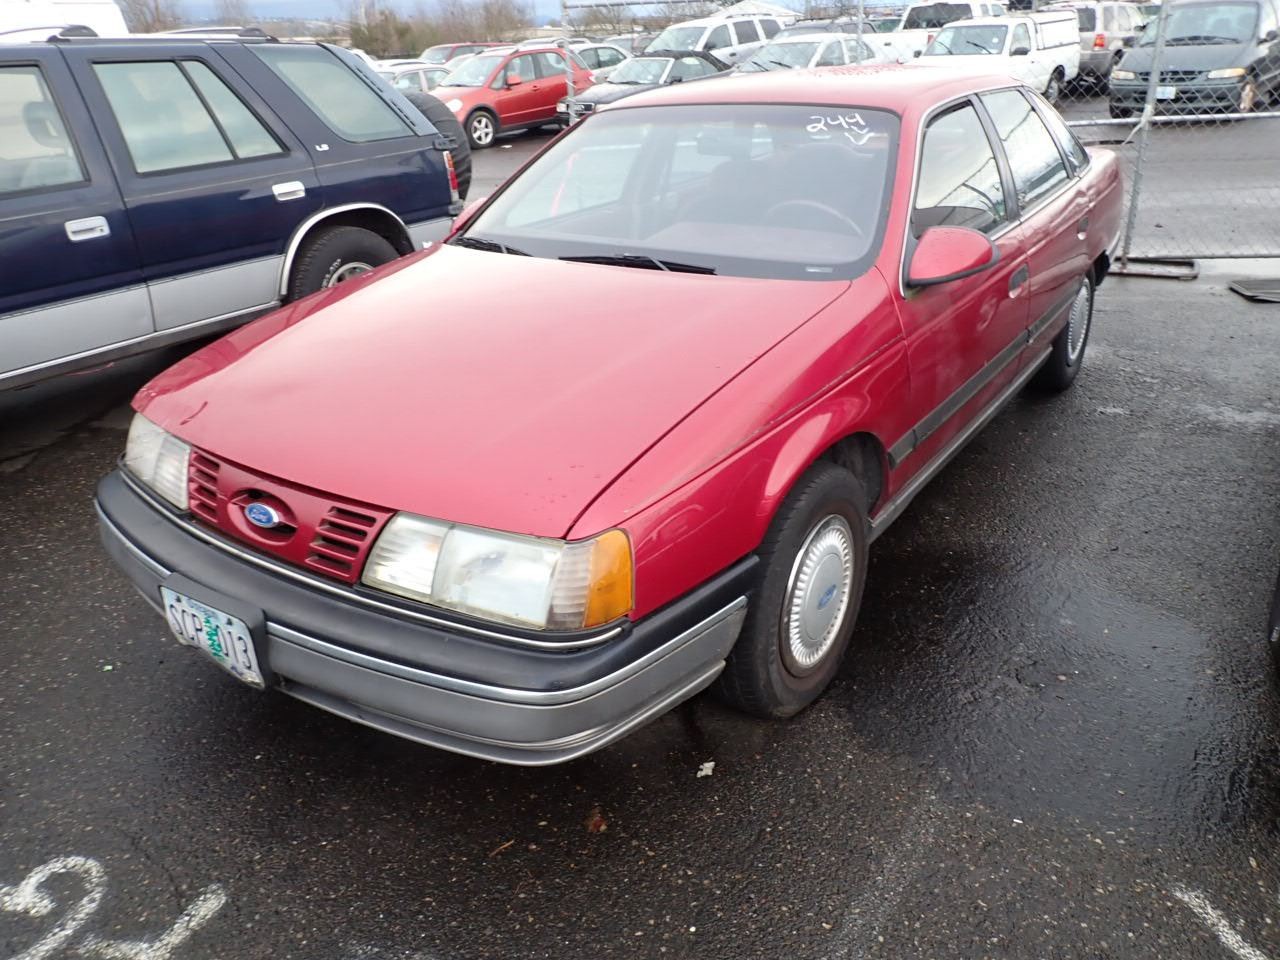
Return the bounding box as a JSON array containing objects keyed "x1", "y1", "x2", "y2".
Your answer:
[
  {"x1": 980, "y1": 88, "x2": 1070, "y2": 209},
  {"x1": 0, "y1": 65, "x2": 85, "y2": 194},
  {"x1": 1077, "y1": 6, "x2": 1098, "y2": 29},
  {"x1": 96, "y1": 61, "x2": 236, "y2": 173},
  {"x1": 1034, "y1": 92, "x2": 1090, "y2": 170},
  {"x1": 706, "y1": 24, "x2": 732, "y2": 49},
  {"x1": 251, "y1": 45, "x2": 410, "y2": 143},
  {"x1": 761, "y1": 18, "x2": 782, "y2": 36},
  {"x1": 183, "y1": 61, "x2": 281, "y2": 160},
  {"x1": 914, "y1": 101, "x2": 1007, "y2": 236},
  {"x1": 734, "y1": 20, "x2": 761, "y2": 42}
]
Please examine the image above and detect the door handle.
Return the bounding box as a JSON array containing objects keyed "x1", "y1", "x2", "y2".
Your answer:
[
  {"x1": 1077, "y1": 214, "x2": 1090, "y2": 240},
  {"x1": 272, "y1": 181, "x2": 306, "y2": 202},
  {"x1": 64, "y1": 216, "x2": 110, "y2": 242},
  {"x1": 1009, "y1": 264, "x2": 1029, "y2": 297}
]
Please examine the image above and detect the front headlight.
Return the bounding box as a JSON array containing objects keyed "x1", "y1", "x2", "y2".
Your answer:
[
  {"x1": 445, "y1": 98, "x2": 463, "y2": 113},
  {"x1": 363, "y1": 514, "x2": 633, "y2": 631},
  {"x1": 124, "y1": 413, "x2": 190, "y2": 510},
  {"x1": 1206, "y1": 67, "x2": 1247, "y2": 79},
  {"x1": 1112, "y1": 68, "x2": 1136, "y2": 80}
]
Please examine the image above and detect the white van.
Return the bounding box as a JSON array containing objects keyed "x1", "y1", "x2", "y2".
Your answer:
[
  {"x1": 919, "y1": 11, "x2": 1081, "y2": 100},
  {"x1": 0, "y1": 0, "x2": 127, "y2": 37},
  {"x1": 644, "y1": 13, "x2": 785, "y2": 64}
]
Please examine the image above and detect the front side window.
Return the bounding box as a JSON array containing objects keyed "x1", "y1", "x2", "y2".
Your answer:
[
  {"x1": 734, "y1": 20, "x2": 761, "y2": 42},
  {"x1": 914, "y1": 101, "x2": 1006, "y2": 236},
  {"x1": 96, "y1": 61, "x2": 268, "y2": 173},
  {"x1": 532, "y1": 52, "x2": 569, "y2": 79},
  {"x1": 1011, "y1": 22, "x2": 1032, "y2": 49},
  {"x1": 925, "y1": 24, "x2": 1010, "y2": 53},
  {"x1": 597, "y1": 47, "x2": 624, "y2": 67},
  {"x1": 495, "y1": 54, "x2": 538, "y2": 88},
  {"x1": 817, "y1": 40, "x2": 845, "y2": 65},
  {"x1": 706, "y1": 24, "x2": 732, "y2": 49},
  {"x1": 980, "y1": 88, "x2": 1069, "y2": 209},
  {"x1": 0, "y1": 66, "x2": 85, "y2": 194},
  {"x1": 458, "y1": 103, "x2": 898, "y2": 281},
  {"x1": 251, "y1": 45, "x2": 410, "y2": 142}
]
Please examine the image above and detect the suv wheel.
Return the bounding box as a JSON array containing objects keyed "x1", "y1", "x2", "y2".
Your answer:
[
  {"x1": 287, "y1": 226, "x2": 398, "y2": 301},
  {"x1": 467, "y1": 110, "x2": 497, "y2": 149}
]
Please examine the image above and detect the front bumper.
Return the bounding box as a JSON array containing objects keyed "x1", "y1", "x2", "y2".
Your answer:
[
  {"x1": 1109, "y1": 76, "x2": 1246, "y2": 112},
  {"x1": 97, "y1": 470, "x2": 751, "y2": 765}
]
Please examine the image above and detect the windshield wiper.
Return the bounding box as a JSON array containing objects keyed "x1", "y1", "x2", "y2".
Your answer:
[
  {"x1": 560, "y1": 254, "x2": 716, "y2": 274},
  {"x1": 765, "y1": 58, "x2": 796, "y2": 69},
  {"x1": 451, "y1": 236, "x2": 530, "y2": 256},
  {"x1": 962, "y1": 39, "x2": 992, "y2": 52}
]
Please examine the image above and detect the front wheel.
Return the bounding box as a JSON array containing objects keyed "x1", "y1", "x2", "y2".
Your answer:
[
  {"x1": 715, "y1": 462, "x2": 869, "y2": 719},
  {"x1": 1032, "y1": 274, "x2": 1094, "y2": 393},
  {"x1": 466, "y1": 109, "x2": 497, "y2": 149}
]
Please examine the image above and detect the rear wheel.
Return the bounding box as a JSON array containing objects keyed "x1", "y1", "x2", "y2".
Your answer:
[
  {"x1": 466, "y1": 109, "x2": 497, "y2": 149},
  {"x1": 1045, "y1": 68, "x2": 1064, "y2": 103},
  {"x1": 1032, "y1": 274, "x2": 1094, "y2": 393},
  {"x1": 287, "y1": 226, "x2": 398, "y2": 301},
  {"x1": 715, "y1": 462, "x2": 869, "y2": 719}
]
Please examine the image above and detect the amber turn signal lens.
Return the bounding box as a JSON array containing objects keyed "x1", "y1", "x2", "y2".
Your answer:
[{"x1": 583, "y1": 529, "x2": 634, "y2": 628}]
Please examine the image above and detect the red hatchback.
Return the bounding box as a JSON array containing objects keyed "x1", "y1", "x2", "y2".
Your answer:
[
  {"x1": 434, "y1": 46, "x2": 594, "y2": 147},
  {"x1": 97, "y1": 67, "x2": 1122, "y2": 765}
]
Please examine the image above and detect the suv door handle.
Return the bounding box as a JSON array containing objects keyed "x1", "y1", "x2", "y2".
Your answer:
[
  {"x1": 1077, "y1": 214, "x2": 1090, "y2": 239},
  {"x1": 272, "y1": 181, "x2": 306, "y2": 202},
  {"x1": 64, "y1": 216, "x2": 110, "y2": 242},
  {"x1": 1009, "y1": 264, "x2": 1029, "y2": 297}
]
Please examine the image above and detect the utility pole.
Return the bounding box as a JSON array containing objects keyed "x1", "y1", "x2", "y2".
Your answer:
[{"x1": 562, "y1": 0, "x2": 574, "y2": 107}]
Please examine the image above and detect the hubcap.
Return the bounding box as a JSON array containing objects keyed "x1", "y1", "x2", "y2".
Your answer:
[
  {"x1": 325, "y1": 261, "x2": 372, "y2": 287},
  {"x1": 1066, "y1": 280, "x2": 1092, "y2": 364},
  {"x1": 471, "y1": 115, "x2": 494, "y2": 145},
  {"x1": 781, "y1": 515, "x2": 855, "y2": 676}
]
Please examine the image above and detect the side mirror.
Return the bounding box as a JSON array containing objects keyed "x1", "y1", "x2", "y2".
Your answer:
[
  {"x1": 1010, "y1": 45, "x2": 1031, "y2": 55},
  {"x1": 913, "y1": 49, "x2": 922, "y2": 57},
  {"x1": 1264, "y1": 28, "x2": 1279, "y2": 41},
  {"x1": 505, "y1": 73, "x2": 524, "y2": 87},
  {"x1": 447, "y1": 196, "x2": 489, "y2": 237},
  {"x1": 907, "y1": 226, "x2": 999, "y2": 287}
]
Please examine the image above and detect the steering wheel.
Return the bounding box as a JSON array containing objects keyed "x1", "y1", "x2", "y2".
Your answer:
[{"x1": 764, "y1": 199, "x2": 864, "y2": 237}]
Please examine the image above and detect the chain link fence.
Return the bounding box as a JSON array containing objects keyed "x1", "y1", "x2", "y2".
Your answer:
[{"x1": 1047, "y1": 1, "x2": 1280, "y2": 264}]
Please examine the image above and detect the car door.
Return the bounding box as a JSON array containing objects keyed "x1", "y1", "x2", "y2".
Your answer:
[
  {"x1": 530, "y1": 51, "x2": 579, "y2": 122},
  {"x1": 489, "y1": 53, "x2": 540, "y2": 126},
  {"x1": 62, "y1": 44, "x2": 322, "y2": 332},
  {"x1": 1010, "y1": 20, "x2": 1047, "y2": 87},
  {"x1": 0, "y1": 49, "x2": 149, "y2": 384},
  {"x1": 893, "y1": 97, "x2": 1030, "y2": 471},
  {"x1": 703, "y1": 23, "x2": 735, "y2": 60},
  {"x1": 978, "y1": 87, "x2": 1090, "y2": 353}
]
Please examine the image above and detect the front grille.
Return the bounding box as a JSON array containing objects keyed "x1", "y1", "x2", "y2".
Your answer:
[
  {"x1": 307, "y1": 507, "x2": 379, "y2": 580},
  {"x1": 186, "y1": 447, "x2": 393, "y2": 584},
  {"x1": 1135, "y1": 70, "x2": 1203, "y2": 83}
]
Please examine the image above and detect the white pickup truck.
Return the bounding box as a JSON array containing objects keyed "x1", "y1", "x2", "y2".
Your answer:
[
  {"x1": 873, "y1": 0, "x2": 1009, "y2": 60},
  {"x1": 917, "y1": 11, "x2": 1081, "y2": 101}
]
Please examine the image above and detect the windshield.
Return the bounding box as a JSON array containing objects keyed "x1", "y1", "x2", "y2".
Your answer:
[
  {"x1": 441, "y1": 54, "x2": 502, "y2": 86},
  {"x1": 740, "y1": 40, "x2": 822, "y2": 70},
  {"x1": 924, "y1": 23, "x2": 1008, "y2": 53},
  {"x1": 646, "y1": 26, "x2": 705, "y2": 51},
  {"x1": 422, "y1": 45, "x2": 454, "y2": 64},
  {"x1": 903, "y1": 3, "x2": 973, "y2": 29},
  {"x1": 1141, "y1": 1, "x2": 1258, "y2": 42},
  {"x1": 456, "y1": 103, "x2": 898, "y2": 281},
  {"x1": 610, "y1": 58, "x2": 669, "y2": 83}
]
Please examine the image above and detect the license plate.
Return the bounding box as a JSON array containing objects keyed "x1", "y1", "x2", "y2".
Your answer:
[
  {"x1": 160, "y1": 587, "x2": 265, "y2": 688},
  {"x1": 1156, "y1": 85, "x2": 1177, "y2": 100}
]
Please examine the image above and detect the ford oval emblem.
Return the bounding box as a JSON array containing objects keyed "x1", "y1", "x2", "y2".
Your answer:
[
  {"x1": 244, "y1": 502, "x2": 282, "y2": 529},
  {"x1": 817, "y1": 584, "x2": 838, "y2": 610}
]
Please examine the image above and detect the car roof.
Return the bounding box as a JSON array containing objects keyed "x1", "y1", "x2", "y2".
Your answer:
[{"x1": 613, "y1": 63, "x2": 1019, "y2": 111}]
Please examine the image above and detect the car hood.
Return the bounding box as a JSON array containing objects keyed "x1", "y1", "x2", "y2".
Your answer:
[
  {"x1": 1120, "y1": 41, "x2": 1252, "y2": 71},
  {"x1": 136, "y1": 247, "x2": 849, "y2": 538},
  {"x1": 575, "y1": 81, "x2": 656, "y2": 103}
]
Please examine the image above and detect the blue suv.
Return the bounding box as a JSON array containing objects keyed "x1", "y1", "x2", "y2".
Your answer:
[{"x1": 0, "y1": 36, "x2": 461, "y2": 390}]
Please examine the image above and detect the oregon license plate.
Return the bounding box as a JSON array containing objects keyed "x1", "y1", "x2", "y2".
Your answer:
[
  {"x1": 1156, "y1": 85, "x2": 1177, "y2": 99},
  {"x1": 160, "y1": 587, "x2": 265, "y2": 688}
]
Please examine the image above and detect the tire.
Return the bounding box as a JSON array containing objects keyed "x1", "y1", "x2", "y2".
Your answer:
[
  {"x1": 466, "y1": 109, "x2": 498, "y2": 149},
  {"x1": 402, "y1": 90, "x2": 472, "y2": 200},
  {"x1": 286, "y1": 226, "x2": 398, "y2": 302},
  {"x1": 1032, "y1": 273, "x2": 1094, "y2": 393},
  {"x1": 1109, "y1": 102, "x2": 1133, "y2": 119},
  {"x1": 1045, "y1": 68, "x2": 1064, "y2": 103},
  {"x1": 715, "y1": 462, "x2": 870, "y2": 719}
]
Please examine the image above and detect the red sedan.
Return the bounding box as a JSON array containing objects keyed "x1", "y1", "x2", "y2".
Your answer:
[
  {"x1": 434, "y1": 46, "x2": 594, "y2": 148},
  {"x1": 97, "y1": 66, "x2": 1122, "y2": 765}
]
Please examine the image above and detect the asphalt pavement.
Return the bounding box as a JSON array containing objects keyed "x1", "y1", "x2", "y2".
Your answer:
[{"x1": 5, "y1": 132, "x2": 1280, "y2": 960}]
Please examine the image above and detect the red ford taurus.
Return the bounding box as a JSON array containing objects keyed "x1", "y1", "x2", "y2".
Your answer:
[{"x1": 97, "y1": 66, "x2": 1122, "y2": 765}]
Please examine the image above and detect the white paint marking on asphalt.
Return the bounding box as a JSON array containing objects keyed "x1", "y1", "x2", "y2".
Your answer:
[
  {"x1": 826, "y1": 803, "x2": 940, "y2": 960},
  {"x1": 0, "y1": 856, "x2": 226, "y2": 960},
  {"x1": 0, "y1": 857, "x2": 107, "y2": 960},
  {"x1": 78, "y1": 886, "x2": 227, "y2": 960},
  {"x1": 1173, "y1": 887, "x2": 1273, "y2": 960}
]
